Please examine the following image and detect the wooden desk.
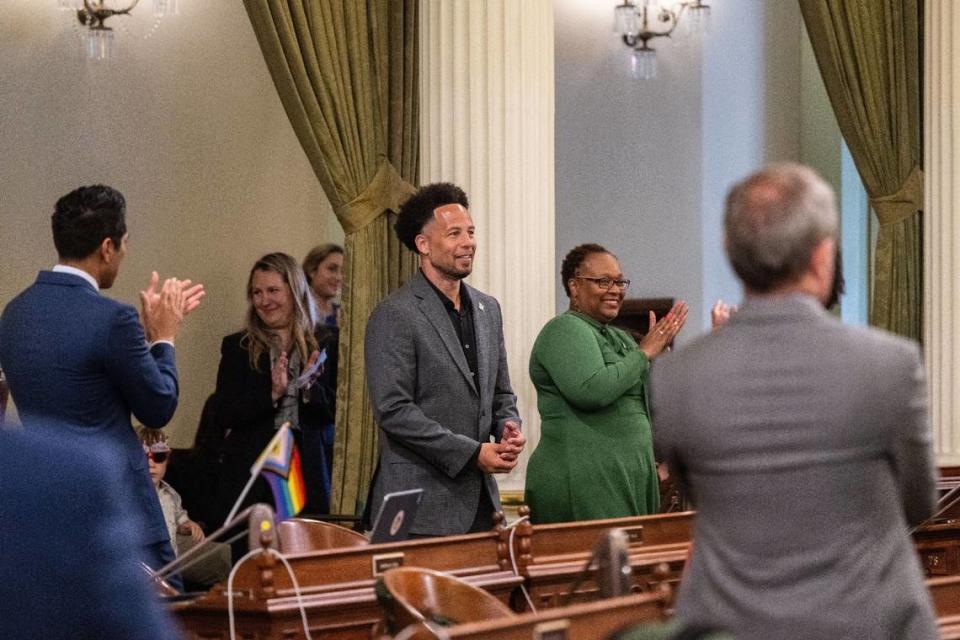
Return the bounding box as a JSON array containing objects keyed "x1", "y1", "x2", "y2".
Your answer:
[
  {"x1": 513, "y1": 510, "x2": 692, "y2": 609},
  {"x1": 927, "y1": 575, "x2": 960, "y2": 639},
  {"x1": 175, "y1": 528, "x2": 520, "y2": 639}
]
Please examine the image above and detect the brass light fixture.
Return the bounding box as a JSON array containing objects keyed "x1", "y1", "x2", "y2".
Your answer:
[
  {"x1": 58, "y1": 0, "x2": 178, "y2": 60},
  {"x1": 612, "y1": 0, "x2": 711, "y2": 80}
]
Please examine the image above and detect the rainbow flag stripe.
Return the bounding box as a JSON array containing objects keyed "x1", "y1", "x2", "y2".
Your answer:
[
  {"x1": 254, "y1": 425, "x2": 307, "y2": 521},
  {"x1": 263, "y1": 446, "x2": 307, "y2": 521}
]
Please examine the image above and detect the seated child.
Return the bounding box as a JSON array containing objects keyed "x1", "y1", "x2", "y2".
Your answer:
[{"x1": 139, "y1": 427, "x2": 231, "y2": 590}]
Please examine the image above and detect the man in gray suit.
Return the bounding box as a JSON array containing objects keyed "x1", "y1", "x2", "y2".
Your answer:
[
  {"x1": 365, "y1": 182, "x2": 525, "y2": 536},
  {"x1": 651, "y1": 163, "x2": 938, "y2": 639}
]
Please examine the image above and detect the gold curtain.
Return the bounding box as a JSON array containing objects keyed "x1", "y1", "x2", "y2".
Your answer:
[
  {"x1": 799, "y1": 0, "x2": 922, "y2": 340},
  {"x1": 243, "y1": 0, "x2": 419, "y2": 514}
]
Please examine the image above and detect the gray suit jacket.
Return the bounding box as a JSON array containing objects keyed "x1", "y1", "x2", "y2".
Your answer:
[
  {"x1": 651, "y1": 294, "x2": 937, "y2": 640},
  {"x1": 365, "y1": 271, "x2": 520, "y2": 535}
]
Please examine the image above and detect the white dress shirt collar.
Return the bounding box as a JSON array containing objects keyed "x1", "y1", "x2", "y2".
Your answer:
[{"x1": 52, "y1": 264, "x2": 99, "y2": 291}]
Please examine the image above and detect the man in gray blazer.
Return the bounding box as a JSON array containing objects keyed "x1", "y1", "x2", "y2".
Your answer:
[
  {"x1": 651, "y1": 164, "x2": 938, "y2": 639},
  {"x1": 365, "y1": 182, "x2": 525, "y2": 536}
]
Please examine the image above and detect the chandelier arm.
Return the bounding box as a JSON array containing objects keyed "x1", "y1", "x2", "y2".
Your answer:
[
  {"x1": 83, "y1": 0, "x2": 111, "y2": 29},
  {"x1": 118, "y1": 0, "x2": 141, "y2": 16},
  {"x1": 627, "y1": 4, "x2": 683, "y2": 46},
  {"x1": 68, "y1": 0, "x2": 176, "y2": 60},
  {"x1": 614, "y1": 0, "x2": 711, "y2": 79},
  {"x1": 654, "y1": 7, "x2": 682, "y2": 40},
  {"x1": 78, "y1": 0, "x2": 140, "y2": 29}
]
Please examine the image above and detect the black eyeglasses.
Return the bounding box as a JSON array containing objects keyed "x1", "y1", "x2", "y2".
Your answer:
[{"x1": 575, "y1": 276, "x2": 631, "y2": 291}]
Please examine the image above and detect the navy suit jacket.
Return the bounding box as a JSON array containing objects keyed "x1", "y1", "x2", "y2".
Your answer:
[
  {"x1": 0, "y1": 271, "x2": 179, "y2": 544},
  {"x1": 0, "y1": 427, "x2": 181, "y2": 640}
]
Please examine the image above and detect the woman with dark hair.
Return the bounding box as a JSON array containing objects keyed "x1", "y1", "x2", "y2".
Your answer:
[
  {"x1": 524, "y1": 244, "x2": 687, "y2": 523},
  {"x1": 303, "y1": 243, "x2": 344, "y2": 327},
  {"x1": 213, "y1": 253, "x2": 338, "y2": 521}
]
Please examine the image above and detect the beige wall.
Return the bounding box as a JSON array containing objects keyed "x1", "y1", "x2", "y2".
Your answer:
[
  {"x1": 556, "y1": 0, "x2": 804, "y2": 334},
  {"x1": 0, "y1": 2, "x2": 339, "y2": 445}
]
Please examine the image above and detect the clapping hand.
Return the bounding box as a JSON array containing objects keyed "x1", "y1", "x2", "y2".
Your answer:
[
  {"x1": 294, "y1": 350, "x2": 326, "y2": 403},
  {"x1": 710, "y1": 299, "x2": 737, "y2": 330},
  {"x1": 179, "y1": 280, "x2": 205, "y2": 316},
  {"x1": 638, "y1": 301, "x2": 689, "y2": 360},
  {"x1": 141, "y1": 271, "x2": 206, "y2": 317},
  {"x1": 298, "y1": 350, "x2": 324, "y2": 388},
  {"x1": 139, "y1": 271, "x2": 206, "y2": 344},
  {"x1": 139, "y1": 274, "x2": 184, "y2": 344},
  {"x1": 271, "y1": 351, "x2": 289, "y2": 403}
]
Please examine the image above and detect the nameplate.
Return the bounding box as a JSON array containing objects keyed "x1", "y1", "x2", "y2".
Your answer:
[
  {"x1": 622, "y1": 525, "x2": 644, "y2": 545},
  {"x1": 533, "y1": 619, "x2": 569, "y2": 640},
  {"x1": 371, "y1": 552, "x2": 405, "y2": 577}
]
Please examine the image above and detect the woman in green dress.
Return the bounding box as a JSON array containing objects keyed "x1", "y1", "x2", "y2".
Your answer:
[{"x1": 525, "y1": 244, "x2": 687, "y2": 523}]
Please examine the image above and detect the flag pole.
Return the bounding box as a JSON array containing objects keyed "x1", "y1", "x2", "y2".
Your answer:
[
  {"x1": 222, "y1": 423, "x2": 291, "y2": 526},
  {"x1": 223, "y1": 473, "x2": 260, "y2": 526},
  {"x1": 159, "y1": 505, "x2": 256, "y2": 579}
]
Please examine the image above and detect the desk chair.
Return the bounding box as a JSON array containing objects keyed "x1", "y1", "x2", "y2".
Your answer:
[
  {"x1": 275, "y1": 517, "x2": 369, "y2": 553},
  {"x1": 376, "y1": 567, "x2": 514, "y2": 635}
]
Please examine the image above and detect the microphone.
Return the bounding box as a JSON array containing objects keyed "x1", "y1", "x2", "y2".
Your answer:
[
  {"x1": 247, "y1": 503, "x2": 277, "y2": 552},
  {"x1": 595, "y1": 528, "x2": 632, "y2": 597},
  {"x1": 139, "y1": 561, "x2": 178, "y2": 597},
  {"x1": 563, "y1": 527, "x2": 633, "y2": 605}
]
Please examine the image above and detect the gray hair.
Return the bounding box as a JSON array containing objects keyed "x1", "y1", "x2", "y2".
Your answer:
[{"x1": 724, "y1": 163, "x2": 838, "y2": 292}]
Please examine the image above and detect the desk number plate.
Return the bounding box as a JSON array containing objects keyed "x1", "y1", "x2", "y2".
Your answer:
[
  {"x1": 533, "y1": 619, "x2": 570, "y2": 640},
  {"x1": 372, "y1": 552, "x2": 405, "y2": 577},
  {"x1": 622, "y1": 525, "x2": 644, "y2": 545}
]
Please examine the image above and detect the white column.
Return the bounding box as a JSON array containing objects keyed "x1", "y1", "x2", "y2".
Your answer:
[
  {"x1": 925, "y1": 0, "x2": 960, "y2": 464},
  {"x1": 420, "y1": 0, "x2": 555, "y2": 491}
]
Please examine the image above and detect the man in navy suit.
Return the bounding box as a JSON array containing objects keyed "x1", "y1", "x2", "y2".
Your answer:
[
  {"x1": 0, "y1": 185, "x2": 204, "y2": 581},
  {"x1": 0, "y1": 426, "x2": 182, "y2": 640}
]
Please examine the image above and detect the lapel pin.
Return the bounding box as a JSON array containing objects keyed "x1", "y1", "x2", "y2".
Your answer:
[{"x1": 478, "y1": 301, "x2": 484, "y2": 311}]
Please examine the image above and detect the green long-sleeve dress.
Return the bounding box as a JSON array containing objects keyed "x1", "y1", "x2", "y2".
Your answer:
[{"x1": 525, "y1": 310, "x2": 660, "y2": 523}]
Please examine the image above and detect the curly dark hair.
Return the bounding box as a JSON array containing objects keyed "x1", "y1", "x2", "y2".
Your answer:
[
  {"x1": 395, "y1": 182, "x2": 469, "y2": 252},
  {"x1": 51, "y1": 185, "x2": 127, "y2": 260},
  {"x1": 560, "y1": 243, "x2": 612, "y2": 297}
]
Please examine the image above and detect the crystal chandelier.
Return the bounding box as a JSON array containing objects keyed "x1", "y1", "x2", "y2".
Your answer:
[
  {"x1": 57, "y1": 0, "x2": 179, "y2": 61},
  {"x1": 613, "y1": 1, "x2": 711, "y2": 80}
]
